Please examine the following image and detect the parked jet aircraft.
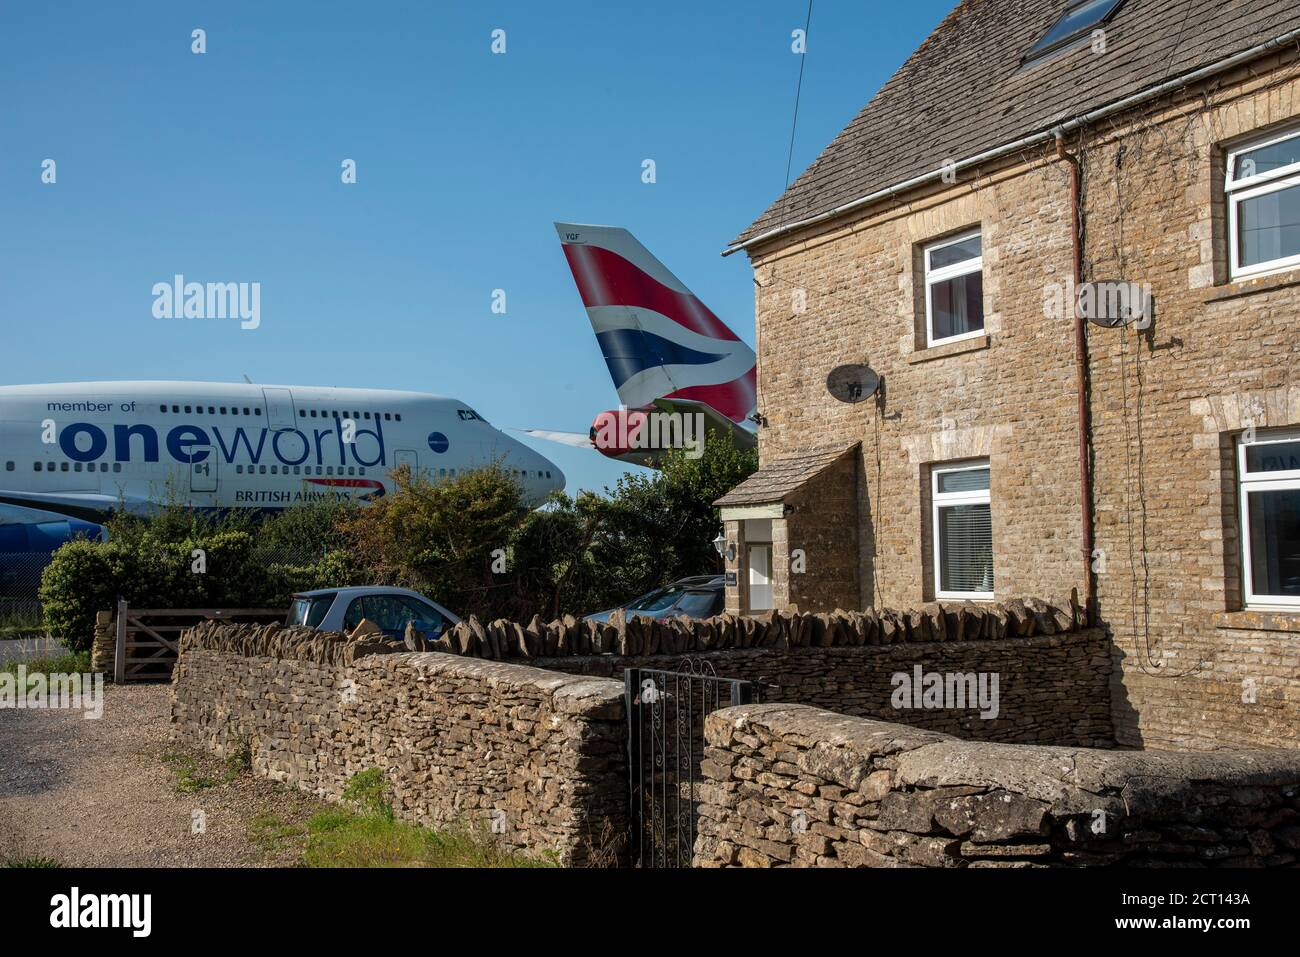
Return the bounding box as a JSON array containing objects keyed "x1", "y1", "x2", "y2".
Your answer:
[
  {"x1": 522, "y1": 223, "x2": 758, "y2": 466},
  {"x1": 0, "y1": 382, "x2": 564, "y2": 523}
]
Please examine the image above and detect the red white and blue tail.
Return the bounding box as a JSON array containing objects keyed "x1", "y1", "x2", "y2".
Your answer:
[{"x1": 554, "y1": 223, "x2": 757, "y2": 423}]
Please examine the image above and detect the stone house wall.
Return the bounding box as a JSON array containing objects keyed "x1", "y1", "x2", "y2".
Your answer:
[
  {"x1": 739, "y1": 51, "x2": 1300, "y2": 750},
  {"x1": 695, "y1": 703, "x2": 1300, "y2": 868}
]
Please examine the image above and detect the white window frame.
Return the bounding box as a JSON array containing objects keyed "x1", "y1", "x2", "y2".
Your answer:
[
  {"x1": 1226, "y1": 124, "x2": 1300, "y2": 280},
  {"x1": 923, "y1": 229, "x2": 985, "y2": 347},
  {"x1": 1237, "y1": 427, "x2": 1300, "y2": 610},
  {"x1": 931, "y1": 459, "x2": 994, "y2": 601}
]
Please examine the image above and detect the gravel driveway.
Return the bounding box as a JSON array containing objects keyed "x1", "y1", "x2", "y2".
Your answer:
[{"x1": 0, "y1": 682, "x2": 323, "y2": 867}]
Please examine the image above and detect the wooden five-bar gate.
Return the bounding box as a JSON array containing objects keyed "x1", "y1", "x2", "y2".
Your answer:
[{"x1": 113, "y1": 601, "x2": 284, "y2": 683}]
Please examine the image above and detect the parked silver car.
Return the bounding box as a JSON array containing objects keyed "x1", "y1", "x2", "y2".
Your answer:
[{"x1": 286, "y1": 587, "x2": 460, "y2": 641}]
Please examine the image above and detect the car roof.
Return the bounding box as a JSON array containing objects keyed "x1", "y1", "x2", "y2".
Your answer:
[
  {"x1": 670, "y1": 575, "x2": 724, "y2": 588},
  {"x1": 292, "y1": 586, "x2": 433, "y2": 600}
]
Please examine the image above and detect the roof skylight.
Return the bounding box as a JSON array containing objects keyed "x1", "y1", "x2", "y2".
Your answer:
[{"x1": 1025, "y1": 0, "x2": 1127, "y2": 62}]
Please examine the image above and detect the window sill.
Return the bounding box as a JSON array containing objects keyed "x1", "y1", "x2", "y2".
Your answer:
[
  {"x1": 1213, "y1": 610, "x2": 1300, "y2": 633},
  {"x1": 907, "y1": 334, "x2": 990, "y2": 364},
  {"x1": 1203, "y1": 270, "x2": 1300, "y2": 304}
]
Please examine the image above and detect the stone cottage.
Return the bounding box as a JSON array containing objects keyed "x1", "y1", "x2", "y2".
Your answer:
[{"x1": 716, "y1": 0, "x2": 1300, "y2": 750}]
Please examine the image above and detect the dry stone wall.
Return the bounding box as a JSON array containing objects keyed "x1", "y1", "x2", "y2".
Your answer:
[
  {"x1": 696, "y1": 703, "x2": 1300, "y2": 868},
  {"x1": 543, "y1": 628, "x2": 1112, "y2": 747},
  {"x1": 413, "y1": 596, "x2": 1110, "y2": 746},
  {"x1": 170, "y1": 621, "x2": 627, "y2": 865}
]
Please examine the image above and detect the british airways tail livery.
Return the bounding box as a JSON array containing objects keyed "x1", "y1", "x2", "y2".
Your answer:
[
  {"x1": 522, "y1": 224, "x2": 757, "y2": 466},
  {"x1": 0, "y1": 381, "x2": 564, "y2": 523}
]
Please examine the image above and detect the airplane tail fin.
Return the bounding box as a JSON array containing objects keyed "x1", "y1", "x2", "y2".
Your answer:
[{"x1": 554, "y1": 223, "x2": 757, "y2": 424}]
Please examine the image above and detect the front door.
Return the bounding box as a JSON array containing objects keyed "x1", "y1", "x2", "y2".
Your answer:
[{"x1": 747, "y1": 544, "x2": 773, "y2": 612}]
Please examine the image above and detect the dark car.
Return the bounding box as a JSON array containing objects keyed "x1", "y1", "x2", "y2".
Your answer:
[{"x1": 585, "y1": 575, "x2": 725, "y2": 624}]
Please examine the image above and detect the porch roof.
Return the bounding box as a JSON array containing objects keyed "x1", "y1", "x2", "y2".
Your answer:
[{"x1": 714, "y1": 443, "x2": 859, "y2": 508}]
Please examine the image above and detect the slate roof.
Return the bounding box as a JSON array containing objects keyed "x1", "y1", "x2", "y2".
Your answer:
[
  {"x1": 733, "y1": 0, "x2": 1300, "y2": 249},
  {"x1": 715, "y1": 444, "x2": 859, "y2": 507}
]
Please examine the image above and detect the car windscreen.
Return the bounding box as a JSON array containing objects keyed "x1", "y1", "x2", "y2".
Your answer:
[
  {"x1": 287, "y1": 595, "x2": 334, "y2": 628},
  {"x1": 627, "y1": 584, "x2": 686, "y2": 613},
  {"x1": 673, "y1": 589, "x2": 722, "y2": 618}
]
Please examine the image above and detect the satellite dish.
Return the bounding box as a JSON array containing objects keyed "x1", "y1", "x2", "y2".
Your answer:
[{"x1": 826, "y1": 364, "x2": 880, "y2": 404}]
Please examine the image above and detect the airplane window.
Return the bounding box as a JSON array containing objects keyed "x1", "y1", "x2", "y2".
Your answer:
[
  {"x1": 271, "y1": 466, "x2": 279, "y2": 475},
  {"x1": 5, "y1": 461, "x2": 12, "y2": 471},
  {"x1": 113, "y1": 463, "x2": 121, "y2": 473},
  {"x1": 60, "y1": 462, "x2": 69, "y2": 472},
  {"x1": 293, "y1": 466, "x2": 300, "y2": 475},
  {"x1": 384, "y1": 413, "x2": 391, "y2": 421},
  {"x1": 395, "y1": 414, "x2": 401, "y2": 422},
  {"x1": 243, "y1": 408, "x2": 251, "y2": 415},
  {"x1": 184, "y1": 406, "x2": 192, "y2": 413},
  {"x1": 208, "y1": 406, "x2": 215, "y2": 414},
  {"x1": 359, "y1": 468, "x2": 366, "y2": 476},
  {"x1": 259, "y1": 465, "x2": 267, "y2": 474},
  {"x1": 299, "y1": 409, "x2": 306, "y2": 417},
  {"x1": 159, "y1": 405, "x2": 166, "y2": 413},
  {"x1": 172, "y1": 405, "x2": 179, "y2": 413},
  {"x1": 255, "y1": 408, "x2": 262, "y2": 416},
  {"x1": 310, "y1": 410, "x2": 317, "y2": 417},
  {"x1": 100, "y1": 463, "x2": 108, "y2": 472},
  {"x1": 235, "y1": 465, "x2": 242, "y2": 474},
  {"x1": 439, "y1": 468, "x2": 446, "y2": 477},
  {"x1": 220, "y1": 407, "x2": 227, "y2": 415},
  {"x1": 363, "y1": 412, "x2": 370, "y2": 419},
  {"x1": 33, "y1": 462, "x2": 42, "y2": 471}
]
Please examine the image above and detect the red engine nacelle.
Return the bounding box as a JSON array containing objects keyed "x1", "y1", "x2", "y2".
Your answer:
[{"x1": 589, "y1": 407, "x2": 653, "y2": 460}]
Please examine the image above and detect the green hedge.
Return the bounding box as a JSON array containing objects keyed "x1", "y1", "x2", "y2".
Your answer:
[{"x1": 39, "y1": 530, "x2": 361, "y2": 652}]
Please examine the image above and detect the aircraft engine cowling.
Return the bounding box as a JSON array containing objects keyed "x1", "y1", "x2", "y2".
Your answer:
[{"x1": 589, "y1": 408, "x2": 653, "y2": 460}]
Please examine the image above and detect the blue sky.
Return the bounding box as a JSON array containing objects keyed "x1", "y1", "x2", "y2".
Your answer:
[{"x1": 0, "y1": 0, "x2": 953, "y2": 494}]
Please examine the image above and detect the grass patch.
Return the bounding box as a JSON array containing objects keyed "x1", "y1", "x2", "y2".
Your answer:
[
  {"x1": 0, "y1": 650, "x2": 91, "y2": 678},
  {"x1": 0, "y1": 609, "x2": 45, "y2": 640},
  {"x1": 162, "y1": 747, "x2": 248, "y2": 793},
  {"x1": 301, "y1": 811, "x2": 553, "y2": 868},
  {"x1": 300, "y1": 769, "x2": 556, "y2": 868},
  {"x1": 3, "y1": 855, "x2": 60, "y2": 868},
  {"x1": 247, "y1": 814, "x2": 306, "y2": 855}
]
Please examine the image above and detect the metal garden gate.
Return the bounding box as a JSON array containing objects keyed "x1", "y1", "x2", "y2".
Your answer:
[{"x1": 624, "y1": 661, "x2": 758, "y2": 868}]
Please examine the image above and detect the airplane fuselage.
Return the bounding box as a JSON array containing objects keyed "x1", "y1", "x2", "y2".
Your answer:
[{"x1": 0, "y1": 382, "x2": 564, "y2": 520}]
